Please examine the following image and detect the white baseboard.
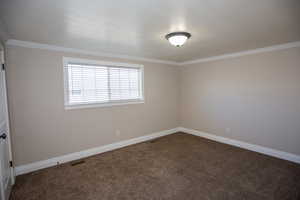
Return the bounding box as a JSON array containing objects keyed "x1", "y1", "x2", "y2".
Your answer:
[
  {"x1": 15, "y1": 128, "x2": 180, "y2": 176},
  {"x1": 178, "y1": 127, "x2": 300, "y2": 164},
  {"x1": 15, "y1": 127, "x2": 300, "y2": 175}
]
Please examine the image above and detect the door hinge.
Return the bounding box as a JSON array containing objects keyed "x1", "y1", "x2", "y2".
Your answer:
[
  {"x1": 9, "y1": 161, "x2": 13, "y2": 167},
  {"x1": 1, "y1": 64, "x2": 4, "y2": 71}
]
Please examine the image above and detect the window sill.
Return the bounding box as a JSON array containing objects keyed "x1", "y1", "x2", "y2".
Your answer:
[{"x1": 64, "y1": 100, "x2": 145, "y2": 110}]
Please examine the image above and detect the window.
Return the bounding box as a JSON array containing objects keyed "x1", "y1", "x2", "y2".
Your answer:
[{"x1": 63, "y1": 57, "x2": 144, "y2": 109}]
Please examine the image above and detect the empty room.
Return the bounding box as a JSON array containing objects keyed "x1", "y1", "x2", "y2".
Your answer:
[{"x1": 0, "y1": 0, "x2": 300, "y2": 199}]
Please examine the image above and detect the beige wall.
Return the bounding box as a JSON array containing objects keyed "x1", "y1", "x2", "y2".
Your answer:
[
  {"x1": 6, "y1": 44, "x2": 300, "y2": 166},
  {"x1": 6, "y1": 46, "x2": 180, "y2": 166},
  {"x1": 180, "y1": 47, "x2": 300, "y2": 155}
]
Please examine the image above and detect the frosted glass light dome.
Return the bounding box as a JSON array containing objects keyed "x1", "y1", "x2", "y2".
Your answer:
[{"x1": 165, "y1": 32, "x2": 191, "y2": 47}]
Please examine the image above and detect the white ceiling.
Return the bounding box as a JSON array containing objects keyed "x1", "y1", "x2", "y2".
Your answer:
[{"x1": 1, "y1": 0, "x2": 300, "y2": 62}]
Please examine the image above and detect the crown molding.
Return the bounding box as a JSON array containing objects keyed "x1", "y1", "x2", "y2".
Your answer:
[
  {"x1": 6, "y1": 39, "x2": 300, "y2": 66},
  {"x1": 180, "y1": 41, "x2": 300, "y2": 65},
  {"x1": 5, "y1": 39, "x2": 179, "y2": 65}
]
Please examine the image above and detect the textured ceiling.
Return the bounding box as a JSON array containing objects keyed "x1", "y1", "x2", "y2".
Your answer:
[{"x1": 1, "y1": 0, "x2": 300, "y2": 62}]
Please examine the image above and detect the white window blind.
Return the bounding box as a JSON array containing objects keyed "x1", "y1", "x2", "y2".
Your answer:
[{"x1": 64, "y1": 58, "x2": 144, "y2": 109}]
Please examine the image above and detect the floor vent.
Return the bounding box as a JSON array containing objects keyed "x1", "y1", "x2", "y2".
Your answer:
[{"x1": 71, "y1": 160, "x2": 86, "y2": 166}]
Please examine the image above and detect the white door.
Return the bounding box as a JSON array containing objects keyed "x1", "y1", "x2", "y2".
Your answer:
[{"x1": 0, "y1": 46, "x2": 14, "y2": 200}]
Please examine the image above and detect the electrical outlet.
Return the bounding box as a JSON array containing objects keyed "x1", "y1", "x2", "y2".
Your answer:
[
  {"x1": 225, "y1": 128, "x2": 231, "y2": 133},
  {"x1": 115, "y1": 130, "x2": 121, "y2": 136}
]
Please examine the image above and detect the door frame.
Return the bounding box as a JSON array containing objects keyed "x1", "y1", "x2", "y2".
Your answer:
[{"x1": 0, "y1": 43, "x2": 15, "y2": 200}]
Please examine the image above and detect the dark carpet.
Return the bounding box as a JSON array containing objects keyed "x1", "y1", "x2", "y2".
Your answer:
[{"x1": 10, "y1": 133, "x2": 300, "y2": 200}]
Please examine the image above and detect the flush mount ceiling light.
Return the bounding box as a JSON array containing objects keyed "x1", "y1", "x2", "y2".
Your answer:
[{"x1": 165, "y1": 32, "x2": 191, "y2": 47}]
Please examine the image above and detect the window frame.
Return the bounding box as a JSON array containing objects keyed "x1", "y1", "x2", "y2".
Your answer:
[{"x1": 63, "y1": 57, "x2": 144, "y2": 110}]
